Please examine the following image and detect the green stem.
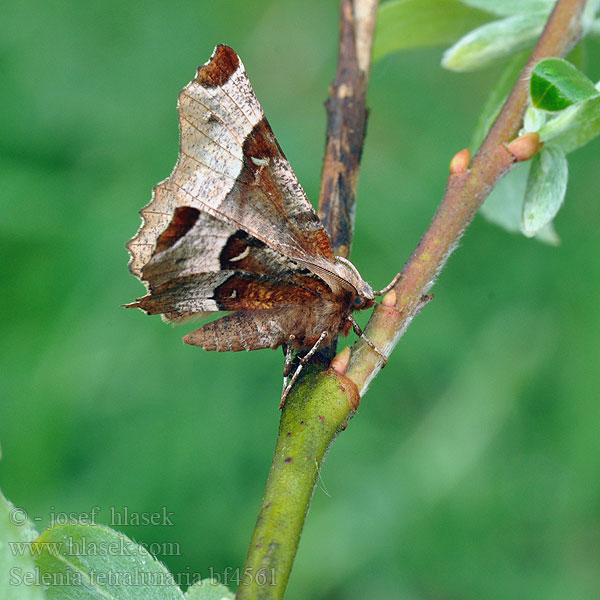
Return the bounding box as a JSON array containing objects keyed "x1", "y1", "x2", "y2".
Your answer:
[{"x1": 235, "y1": 368, "x2": 359, "y2": 600}]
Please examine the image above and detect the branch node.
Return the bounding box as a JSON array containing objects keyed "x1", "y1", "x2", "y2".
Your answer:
[{"x1": 323, "y1": 366, "x2": 361, "y2": 410}]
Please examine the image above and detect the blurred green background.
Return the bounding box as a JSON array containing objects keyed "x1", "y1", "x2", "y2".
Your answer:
[{"x1": 2, "y1": 1, "x2": 599, "y2": 598}]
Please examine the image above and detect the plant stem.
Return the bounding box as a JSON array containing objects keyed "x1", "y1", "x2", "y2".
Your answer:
[
  {"x1": 237, "y1": 0, "x2": 588, "y2": 598},
  {"x1": 235, "y1": 369, "x2": 359, "y2": 600},
  {"x1": 318, "y1": 0, "x2": 378, "y2": 258},
  {"x1": 345, "y1": 0, "x2": 588, "y2": 395}
]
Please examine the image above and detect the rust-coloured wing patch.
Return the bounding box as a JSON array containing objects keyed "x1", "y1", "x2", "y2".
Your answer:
[{"x1": 126, "y1": 45, "x2": 375, "y2": 355}]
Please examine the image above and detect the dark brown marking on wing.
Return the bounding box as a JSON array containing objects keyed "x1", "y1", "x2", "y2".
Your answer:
[
  {"x1": 196, "y1": 45, "x2": 239, "y2": 88},
  {"x1": 219, "y1": 231, "x2": 265, "y2": 269},
  {"x1": 155, "y1": 206, "x2": 200, "y2": 253},
  {"x1": 242, "y1": 118, "x2": 285, "y2": 165},
  {"x1": 219, "y1": 118, "x2": 335, "y2": 262},
  {"x1": 128, "y1": 271, "x2": 334, "y2": 317}
]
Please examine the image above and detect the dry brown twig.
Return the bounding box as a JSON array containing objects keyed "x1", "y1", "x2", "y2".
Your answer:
[{"x1": 318, "y1": 0, "x2": 378, "y2": 258}]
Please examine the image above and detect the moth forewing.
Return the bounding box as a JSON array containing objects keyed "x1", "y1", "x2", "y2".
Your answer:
[{"x1": 126, "y1": 44, "x2": 375, "y2": 374}]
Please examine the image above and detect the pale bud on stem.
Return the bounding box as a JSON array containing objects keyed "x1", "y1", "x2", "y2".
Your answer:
[
  {"x1": 449, "y1": 148, "x2": 471, "y2": 175},
  {"x1": 507, "y1": 132, "x2": 542, "y2": 162}
]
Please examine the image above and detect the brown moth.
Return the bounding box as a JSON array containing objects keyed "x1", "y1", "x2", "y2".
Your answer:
[{"x1": 126, "y1": 45, "x2": 375, "y2": 386}]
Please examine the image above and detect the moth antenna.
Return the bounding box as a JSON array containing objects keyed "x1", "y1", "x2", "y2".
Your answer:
[
  {"x1": 347, "y1": 315, "x2": 388, "y2": 367},
  {"x1": 374, "y1": 272, "x2": 401, "y2": 296},
  {"x1": 334, "y1": 255, "x2": 363, "y2": 282}
]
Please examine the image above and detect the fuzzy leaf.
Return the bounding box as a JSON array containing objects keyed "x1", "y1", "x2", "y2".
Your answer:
[
  {"x1": 459, "y1": 0, "x2": 553, "y2": 16},
  {"x1": 480, "y1": 162, "x2": 560, "y2": 244},
  {"x1": 522, "y1": 106, "x2": 547, "y2": 132},
  {"x1": 530, "y1": 58, "x2": 598, "y2": 111},
  {"x1": 538, "y1": 93, "x2": 600, "y2": 153},
  {"x1": 185, "y1": 579, "x2": 235, "y2": 600},
  {"x1": 373, "y1": 0, "x2": 490, "y2": 61},
  {"x1": 33, "y1": 523, "x2": 185, "y2": 599},
  {"x1": 521, "y1": 145, "x2": 568, "y2": 237},
  {"x1": 442, "y1": 13, "x2": 545, "y2": 71},
  {"x1": 0, "y1": 491, "x2": 45, "y2": 600}
]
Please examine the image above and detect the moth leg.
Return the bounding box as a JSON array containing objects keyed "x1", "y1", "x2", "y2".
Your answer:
[
  {"x1": 280, "y1": 331, "x2": 328, "y2": 409},
  {"x1": 282, "y1": 337, "x2": 295, "y2": 392},
  {"x1": 374, "y1": 272, "x2": 401, "y2": 296},
  {"x1": 347, "y1": 315, "x2": 388, "y2": 367}
]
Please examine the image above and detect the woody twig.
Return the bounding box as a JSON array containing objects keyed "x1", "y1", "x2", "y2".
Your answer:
[
  {"x1": 344, "y1": 0, "x2": 588, "y2": 394},
  {"x1": 314, "y1": 0, "x2": 378, "y2": 362},
  {"x1": 318, "y1": 0, "x2": 378, "y2": 258}
]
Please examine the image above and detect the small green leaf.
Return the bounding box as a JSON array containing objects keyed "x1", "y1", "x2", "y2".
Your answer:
[
  {"x1": 185, "y1": 579, "x2": 235, "y2": 600},
  {"x1": 0, "y1": 491, "x2": 45, "y2": 600},
  {"x1": 538, "y1": 93, "x2": 600, "y2": 153},
  {"x1": 480, "y1": 162, "x2": 561, "y2": 244},
  {"x1": 521, "y1": 145, "x2": 568, "y2": 237},
  {"x1": 33, "y1": 523, "x2": 185, "y2": 599},
  {"x1": 442, "y1": 13, "x2": 545, "y2": 72},
  {"x1": 530, "y1": 58, "x2": 599, "y2": 111},
  {"x1": 459, "y1": 0, "x2": 553, "y2": 16},
  {"x1": 373, "y1": 0, "x2": 490, "y2": 61},
  {"x1": 470, "y1": 51, "x2": 529, "y2": 150},
  {"x1": 522, "y1": 106, "x2": 547, "y2": 133}
]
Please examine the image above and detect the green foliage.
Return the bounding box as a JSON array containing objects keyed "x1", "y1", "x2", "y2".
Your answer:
[
  {"x1": 442, "y1": 13, "x2": 545, "y2": 71},
  {"x1": 0, "y1": 491, "x2": 45, "y2": 600},
  {"x1": 374, "y1": 0, "x2": 600, "y2": 71},
  {"x1": 521, "y1": 145, "x2": 568, "y2": 237},
  {"x1": 185, "y1": 580, "x2": 235, "y2": 600},
  {"x1": 33, "y1": 524, "x2": 185, "y2": 599},
  {"x1": 2, "y1": 494, "x2": 238, "y2": 600},
  {"x1": 539, "y1": 92, "x2": 600, "y2": 152},
  {"x1": 479, "y1": 56, "x2": 599, "y2": 242},
  {"x1": 373, "y1": 0, "x2": 490, "y2": 61},
  {"x1": 459, "y1": 0, "x2": 554, "y2": 16},
  {"x1": 530, "y1": 58, "x2": 598, "y2": 111}
]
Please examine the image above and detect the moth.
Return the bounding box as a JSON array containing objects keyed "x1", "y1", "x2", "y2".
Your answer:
[{"x1": 126, "y1": 45, "x2": 382, "y2": 399}]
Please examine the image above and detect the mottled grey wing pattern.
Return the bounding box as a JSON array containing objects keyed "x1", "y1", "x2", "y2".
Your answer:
[
  {"x1": 126, "y1": 45, "x2": 374, "y2": 353},
  {"x1": 127, "y1": 45, "x2": 344, "y2": 296}
]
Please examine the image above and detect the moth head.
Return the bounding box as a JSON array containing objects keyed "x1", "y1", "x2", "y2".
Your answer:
[
  {"x1": 352, "y1": 294, "x2": 375, "y2": 311},
  {"x1": 333, "y1": 256, "x2": 374, "y2": 308}
]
